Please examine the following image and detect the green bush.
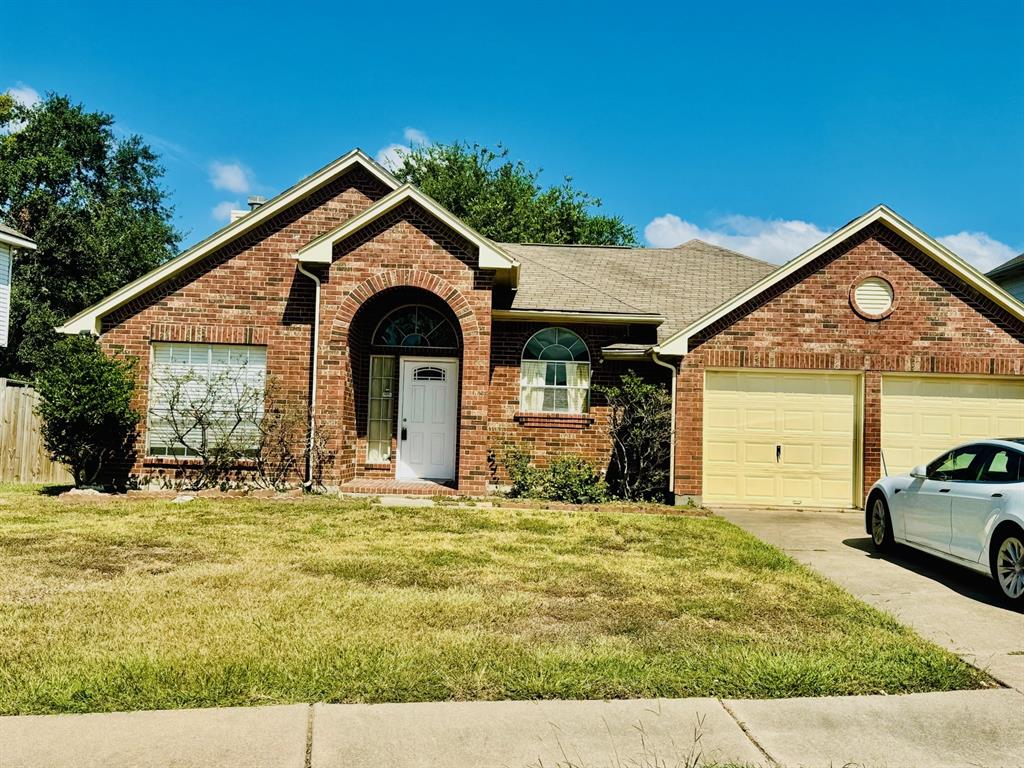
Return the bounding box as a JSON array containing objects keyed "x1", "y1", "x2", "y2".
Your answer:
[
  {"x1": 542, "y1": 454, "x2": 608, "y2": 503},
  {"x1": 501, "y1": 444, "x2": 607, "y2": 503},
  {"x1": 34, "y1": 336, "x2": 139, "y2": 488},
  {"x1": 501, "y1": 443, "x2": 545, "y2": 498}
]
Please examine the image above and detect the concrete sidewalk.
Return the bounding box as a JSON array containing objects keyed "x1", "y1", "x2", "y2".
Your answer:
[{"x1": 2, "y1": 689, "x2": 1021, "y2": 768}]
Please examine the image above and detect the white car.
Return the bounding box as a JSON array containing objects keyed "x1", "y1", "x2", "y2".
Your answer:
[{"x1": 867, "y1": 439, "x2": 1024, "y2": 606}]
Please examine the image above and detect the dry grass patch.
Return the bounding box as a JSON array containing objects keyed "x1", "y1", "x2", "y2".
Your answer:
[{"x1": 0, "y1": 484, "x2": 989, "y2": 714}]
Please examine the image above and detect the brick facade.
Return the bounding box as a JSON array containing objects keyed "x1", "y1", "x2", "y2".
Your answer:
[
  {"x1": 673, "y1": 223, "x2": 1024, "y2": 505},
  {"x1": 487, "y1": 321, "x2": 665, "y2": 482}
]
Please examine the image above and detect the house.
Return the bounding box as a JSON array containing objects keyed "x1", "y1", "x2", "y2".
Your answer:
[
  {"x1": 0, "y1": 224, "x2": 36, "y2": 348},
  {"x1": 988, "y1": 253, "x2": 1024, "y2": 303},
  {"x1": 57, "y1": 150, "x2": 1024, "y2": 506}
]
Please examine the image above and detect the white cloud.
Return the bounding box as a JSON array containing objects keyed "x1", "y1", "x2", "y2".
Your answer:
[
  {"x1": 208, "y1": 161, "x2": 253, "y2": 195},
  {"x1": 211, "y1": 200, "x2": 240, "y2": 221},
  {"x1": 646, "y1": 213, "x2": 1020, "y2": 272},
  {"x1": 375, "y1": 127, "x2": 430, "y2": 171},
  {"x1": 645, "y1": 213, "x2": 830, "y2": 264},
  {"x1": 938, "y1": 231, "x2": 1017, "y2": 273},
  {"x1": 7, "y1": 82, "x2": 41, "y2": 108}
]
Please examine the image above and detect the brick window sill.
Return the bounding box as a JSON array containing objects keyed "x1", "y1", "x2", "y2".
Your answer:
[
  {"x1": 362, "y1": 462, "x2": 393, "y2": 470},
  {"x1": 143, "y1": 457, "x2": 258, "y2": 469},
  {"x1": 514, "y1": 412, "x2": 595, "y2": 429}
]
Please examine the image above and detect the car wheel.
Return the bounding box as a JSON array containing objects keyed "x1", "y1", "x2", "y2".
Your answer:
[
  {"x1": 991, "y1": 528, "x2": 1024, "y2": 607},
  {"x1": 869, "y1": 494, "x2": 894, "y2": 552}
]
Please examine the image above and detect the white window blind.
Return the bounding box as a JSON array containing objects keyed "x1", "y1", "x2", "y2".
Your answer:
[
  {"x1": 148, "y1": 343, "x2": 266, "y2": 457},
  {"x1": 0, "y1": 245, "x2": 11, "y2": 348}
]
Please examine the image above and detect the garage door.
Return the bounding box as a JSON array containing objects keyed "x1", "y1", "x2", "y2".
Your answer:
[
  {"x1": 703, "y1": 371, "x2": 859, "y2": 507},
  {"x1": 881, "y1": 375, "x2": 1024, "y2": 475}
]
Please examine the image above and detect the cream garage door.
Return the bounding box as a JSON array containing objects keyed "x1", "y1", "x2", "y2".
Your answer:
[
  {"x1": 704, "y1": 371, "x2": 859, "y2": 507},
  {"x1": 881, "y1": 376, "x2": 1024, "y2": 476}
]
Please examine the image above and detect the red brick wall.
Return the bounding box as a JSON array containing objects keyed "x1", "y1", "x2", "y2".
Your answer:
[
  {"x1": 674, "y1": 223, "x2": 1024, "y2": 505},
  {"x1": 100, "y1": 166, "x2": 392, "y2": 485},
  {"x1": 487, "y1": 321, "x2": 667, "y2": 482},
  {"x1": 318, "y1": 201, "x2": 493, "y2": 493}
]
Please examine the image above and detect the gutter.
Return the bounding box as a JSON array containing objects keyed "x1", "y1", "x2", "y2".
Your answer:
[
  {"x1": 295, "y1": 261, "x2": 322, "y2": 488},
  {"x1": 649, "y1": 347, "x2": 678, "y2": 502}
]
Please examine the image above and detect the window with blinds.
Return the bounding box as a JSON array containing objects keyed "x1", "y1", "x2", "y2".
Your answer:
[
  {"x1": 520, "y1": 327, "x2": 590, "y2": 413},
  {"x1": 147, "y1": 343, "x2": 267, "y2": 457},
  {"x1": 367, "y1": 355, "x2": 395, "y2": 463}
]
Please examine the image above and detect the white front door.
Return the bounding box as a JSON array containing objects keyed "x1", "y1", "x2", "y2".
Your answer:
[{"x1": 397, "y1": 358, "x2": 458, "y2": 481}]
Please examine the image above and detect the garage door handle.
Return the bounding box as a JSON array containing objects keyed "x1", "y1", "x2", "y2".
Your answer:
[{"x1": 776, "y1": 445, "x2": 781, "y2": 463}]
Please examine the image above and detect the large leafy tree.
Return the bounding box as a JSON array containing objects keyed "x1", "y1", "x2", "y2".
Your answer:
[
  {"x1": 0, "y1": 93, "x2": 179, "y2": 377},
  {"x1": 391, "y1": 142, "x2": 637, "y2": 246}
]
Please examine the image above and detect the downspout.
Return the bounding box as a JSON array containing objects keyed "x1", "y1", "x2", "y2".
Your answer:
[
  {"x1": 295, "y1": 261, "x2": 321, "y2": 488},
  {"x1": 650, "y1": 347, "x2": 678, "y2": 503}
]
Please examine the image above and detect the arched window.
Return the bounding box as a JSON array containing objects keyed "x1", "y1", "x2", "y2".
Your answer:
[
  {"x1": 373, "y1": 305, "x2": 458, "y2": 349},
  {"x1": 520, "y1": 327, "x2": 590, "y2": 413}
]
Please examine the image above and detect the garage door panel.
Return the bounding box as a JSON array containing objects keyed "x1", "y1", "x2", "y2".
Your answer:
[
  {"x1": 704, "y1": 371, "x2": 858, "y2": 507},
  {"x1": 881, "y1": 376, "x2": 1024, "y2": 476}
]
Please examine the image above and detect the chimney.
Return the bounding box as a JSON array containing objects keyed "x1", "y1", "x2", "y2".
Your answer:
[{"x1": 248, "y1": 195, "x2": 267, "y2": 211}]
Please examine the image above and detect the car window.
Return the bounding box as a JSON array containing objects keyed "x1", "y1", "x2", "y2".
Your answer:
[
  {"x1": 927, "y1": 445, "x2": 990, "y2": 482},
  {"x1": 977, "y1": 449, "x2": 1024, "y2": 483}
]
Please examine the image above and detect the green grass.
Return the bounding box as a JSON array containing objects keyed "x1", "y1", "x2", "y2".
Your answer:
[{"x1": 0, "y1": 485, "x2": 989, "y2": 714}]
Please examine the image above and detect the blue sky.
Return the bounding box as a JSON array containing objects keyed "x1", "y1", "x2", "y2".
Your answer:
[{"x1": 4, "y1": 0, "x2": 1022, "y2": 269}]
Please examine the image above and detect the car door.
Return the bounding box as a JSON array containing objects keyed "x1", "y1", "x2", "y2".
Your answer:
[
  {"x1": 949, "y1": 446, "x2": 1021, "y2": 562},
  {"x1": 902, "y1": 446, "x2": 986, "y2": 553},
  {"x1": 902, "y1": 450, "x2": 954, "y2": 552}
]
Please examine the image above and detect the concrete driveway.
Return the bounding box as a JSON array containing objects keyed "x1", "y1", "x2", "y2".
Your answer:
[{"x1": 715, "y1": 506, "x2": 1024, "y2": 692}]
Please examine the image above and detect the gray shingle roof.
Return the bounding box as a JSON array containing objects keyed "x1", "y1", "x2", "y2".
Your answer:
[
  {"x1": 499, "y1": 239, "x2": 777, "y2": 342},
  {"x1": 0, "y1": 223, "x2": 32, "y2": 243},
  {"x1": 988, "y1": 253, "x2": 1024, "y2": 279}
]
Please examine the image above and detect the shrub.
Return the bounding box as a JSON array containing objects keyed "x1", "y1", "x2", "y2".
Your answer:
[
  {"x1": 596, "y1": 371, "x2": 672, "y2": 501},
  {"x1": 501, "y1": 444, "x2": 607, "y2": 503},
  {"x1": 501, "y1": 443, "x2": 545, "y2": 498},
  {"x1": 34, "y1": 336, "x2": 139, "y2": 488},
  {"x1": 542, "y1": 454, "x2": 608, "y2": 503}
]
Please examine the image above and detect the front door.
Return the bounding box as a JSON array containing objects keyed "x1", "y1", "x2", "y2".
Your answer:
[{"x1": 397, "y1": 358, "x2": 458, "y2": 481}]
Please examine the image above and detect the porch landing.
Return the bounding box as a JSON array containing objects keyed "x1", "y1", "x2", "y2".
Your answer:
[{"x1": 337, "y1": 479, "x2": 458, "y2": 496}]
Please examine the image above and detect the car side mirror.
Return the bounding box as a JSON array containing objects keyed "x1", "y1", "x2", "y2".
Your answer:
[{"x1": 910, "y1": 464, "x2": 927, "y2": 479}]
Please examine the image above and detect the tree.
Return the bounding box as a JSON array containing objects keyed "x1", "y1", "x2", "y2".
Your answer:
[
  {"x1": 391, "y1": 142, "x2": 637, "y2": 246},
  {"x1": 597, "y1": 371, "x2": 672, "y2": 501},
  {"x1": 0, "y1": 93, "x2": 179, "y2": 377},
  {"x1": 34, "y1": 336, "x2": 139, "y2": 487}
]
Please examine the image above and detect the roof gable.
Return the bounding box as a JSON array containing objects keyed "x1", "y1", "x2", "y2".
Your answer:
[
  {"x1": 294, "y1": 184, "x2": 517, "y2": 272},
  {"x1": 657, "y1": 205, "x2": 1024, "y2": 356},
  {"x1": 58, "y1": 149, "x2": 400, "y2": 335},
  {"x1": 988, "y1": 252, "x2": 1024, "y2": 280}
]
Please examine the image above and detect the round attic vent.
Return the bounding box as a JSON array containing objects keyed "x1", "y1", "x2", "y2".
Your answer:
[{"x1": 851, "y1": 276, "x2": 895, "y2": 319}]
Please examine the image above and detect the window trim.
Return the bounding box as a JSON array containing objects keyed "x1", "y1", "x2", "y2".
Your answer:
[{"x1": 519, "y1": 327, "x2": 591, "y2": 415}]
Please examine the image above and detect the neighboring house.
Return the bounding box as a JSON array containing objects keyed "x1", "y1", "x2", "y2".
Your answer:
[
  {"x1": 57, "y1": 150, "x2": 1024, "y2": 506},
  {"x1": 988, "y1": 253, "x2": 1024, "y2": 303},
  {"x1": 0, "y1": 224, "x2": 36, "y2": 348}
]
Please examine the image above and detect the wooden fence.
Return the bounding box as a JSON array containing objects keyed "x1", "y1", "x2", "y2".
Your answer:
[{"x1": 0, "y1": 378, "x2": 73, "y2": 484}]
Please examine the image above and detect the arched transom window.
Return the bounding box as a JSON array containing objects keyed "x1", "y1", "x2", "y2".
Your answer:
[
  {"x1": 373, "y1": 305, "x2": 459, "y2": 349},
  {"x1": 520, "y1": 327, "x2": 590, "y2": 413}
]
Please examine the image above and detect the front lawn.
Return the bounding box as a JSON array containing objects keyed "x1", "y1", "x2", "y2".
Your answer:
[{"x1": 0, "y1": 486, "x2": 988, "y2": 714}]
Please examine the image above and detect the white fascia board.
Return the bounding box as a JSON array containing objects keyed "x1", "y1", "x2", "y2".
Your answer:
[
  {"x1": 492, "y1": 309, "x2": 664, "y2": 325},
  {"x1": 295, "y1": 184, "x2": 519, "y2": 272},
  {"x1": 657, "y1": 204, "x2": 1024, "y2": 356},
  {"x1": 57, "y1": 150, "x2": 400, "y2": 335},
  {"x1": 0, "y1": 231, "x2": 36, "y2": 251}
]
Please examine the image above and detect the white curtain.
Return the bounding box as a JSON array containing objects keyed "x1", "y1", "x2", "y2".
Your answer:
[
  {"x1": 520, "y1": 360, "x2": 547, "y2": 411},
  {"x1": 566, "y1": 362, "x2": 590, "y2": 413}
]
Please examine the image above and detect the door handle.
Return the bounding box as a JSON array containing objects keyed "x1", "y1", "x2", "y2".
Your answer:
[
  {"x1": 991, "y1": 492, "x2": 1003, "y2": 498},
  {"x1": 776, "y1": 444, "x2": 782, "y2": 463},
  {"x1": 401, "y1": 427, "x2": 408, "y2": 441},
  {"x1": 939, "y1": 488, "x2": 950, "y2": 493}
]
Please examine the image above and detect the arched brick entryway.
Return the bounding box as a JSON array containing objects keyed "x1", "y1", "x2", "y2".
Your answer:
[{"x1": 319, "y1": 269, "x2": 490, "y2": 493}]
